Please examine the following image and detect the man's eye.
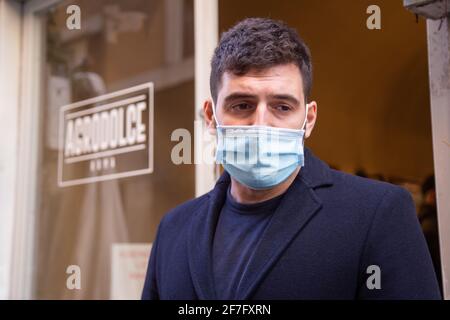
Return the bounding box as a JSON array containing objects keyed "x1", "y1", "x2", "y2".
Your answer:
[
  {"x1": 274, "y1": 105, "x2": 291, "y2": 112},
  {"x1": 232, "y1": 103, "x2": 253, "y2": 111}
]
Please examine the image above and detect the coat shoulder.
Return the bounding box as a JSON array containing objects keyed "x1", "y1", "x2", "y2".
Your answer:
[
  {"x1": 320, "y1": 168, "x2": 416, "y2": 225},
  {"x1": 328, "y1": 168, "x2": 411, "y2": 202},
  {"x1": 159, "y1": 192, "x2": 210, "y2": 231}
]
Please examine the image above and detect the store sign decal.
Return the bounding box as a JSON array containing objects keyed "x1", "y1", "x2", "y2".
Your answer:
[{"x1": 58, "y1": 82, "x2": 153, "y2": 187}]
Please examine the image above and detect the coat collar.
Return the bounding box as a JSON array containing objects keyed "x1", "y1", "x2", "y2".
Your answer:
[{"x1": 188, "y1": 147, "x2": 333, "y2": 299}]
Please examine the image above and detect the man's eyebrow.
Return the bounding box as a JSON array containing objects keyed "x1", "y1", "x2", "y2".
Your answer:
[
  {"x1": 268, "y1": 94, "x2": 301, "y2": 106},
  {"x1": 223, "y1": 92, "x2": 258, "y2": 104}
]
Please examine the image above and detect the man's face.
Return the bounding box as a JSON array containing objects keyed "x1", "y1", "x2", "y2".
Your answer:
[{"x1": 205, "y1": 63, "x2": 317, "y2": 138}]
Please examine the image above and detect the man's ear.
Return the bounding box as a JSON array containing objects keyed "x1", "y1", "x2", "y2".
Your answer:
[
  {"x1": 305, "y1": 101, "x2": 317, "y2": 139},
  {"x1": 203, "y1": 99, "x2": 217, "y2": 135}
]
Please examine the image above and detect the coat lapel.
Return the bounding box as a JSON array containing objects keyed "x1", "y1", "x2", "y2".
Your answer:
[
  {"x1": 236, "y1": 148, "x2": 334, "y2": 299},
  {"x1": 187, "y1": 174, "x2": 229, "y2": 299}
]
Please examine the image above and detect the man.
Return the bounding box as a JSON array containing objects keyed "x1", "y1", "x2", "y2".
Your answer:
[{"x1": 142, "y1": 18, "x2": 440, "y2": 300}]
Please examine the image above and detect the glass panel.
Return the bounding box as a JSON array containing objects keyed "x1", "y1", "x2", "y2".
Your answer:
[{"x1": 36, "y1": 0, "x2": 195, "y2": 299}]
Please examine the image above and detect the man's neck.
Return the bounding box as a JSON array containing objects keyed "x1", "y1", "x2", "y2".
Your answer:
[{"x1": 229, "y1": 167, "x2": 301, "y2": 204}]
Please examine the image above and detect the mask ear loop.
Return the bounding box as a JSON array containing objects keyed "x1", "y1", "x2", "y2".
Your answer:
[
  {"x1": 211, "y1": 101, "x2": 221, "y2": 128},
  {"x1": 211, "y1": 101, "x2": 222, "y2": 178},
  {"x1": 301, "y1": 102, "x2": 309, "y2": 146},
  {"x1": 302, "y1": 102, "x2": 309, "y2": 130}
]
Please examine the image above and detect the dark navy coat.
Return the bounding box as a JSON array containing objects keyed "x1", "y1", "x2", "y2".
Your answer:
[{"x1": 142, "y1": 148, "x2": 441, "y2": 300}]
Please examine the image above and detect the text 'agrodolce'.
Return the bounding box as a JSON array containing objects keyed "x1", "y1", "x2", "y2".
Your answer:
[{"x1": 64, "y1": 101, "x2": 147, "y2": 157}]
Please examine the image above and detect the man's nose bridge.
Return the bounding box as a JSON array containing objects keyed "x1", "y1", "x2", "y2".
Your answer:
[{"x1": 254, "y1": 102, "x2": 269, "y2": 126}]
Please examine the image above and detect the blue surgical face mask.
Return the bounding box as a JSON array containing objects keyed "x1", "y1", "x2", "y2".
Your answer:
[{"x1": 213, "y1": 102, "x2": 309, "y2": 190}]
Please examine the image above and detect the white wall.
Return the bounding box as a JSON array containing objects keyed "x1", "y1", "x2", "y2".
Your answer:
[
  {"x1": 0, "y1": 0, "x2": 21, "y2": 299},
  {"x1": 427, "y1": 16, "x2": 450, "y2": 300}
]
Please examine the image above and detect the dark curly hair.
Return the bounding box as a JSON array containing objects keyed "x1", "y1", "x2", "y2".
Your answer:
[{"x1": 210, "y1": 17, "x2": 313, "y2": 104}]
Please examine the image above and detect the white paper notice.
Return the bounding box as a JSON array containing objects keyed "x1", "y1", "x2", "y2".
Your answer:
[{"x1": 110, "y1": 243, "x2": 152, "y2": 300}]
